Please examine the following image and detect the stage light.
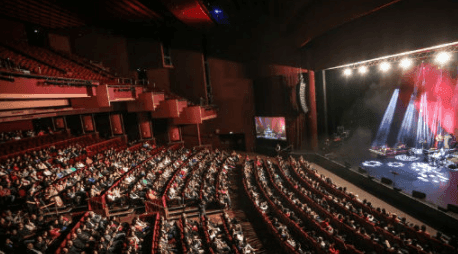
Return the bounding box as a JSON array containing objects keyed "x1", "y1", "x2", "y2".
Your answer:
[
  {"x1": 358, "y1": 66, "x2": 368, "y2": 74},
  {"x1": 214, "y1": 9, "x2": 221, "y2": 14},
  {"x1": 435, "y1": 52, "x2": 451, "y2": 65},
  {"x1": 399, "y1": 58, "x2": 413, "y2": 69},
  {"x1": 343, "y1": 68, "x2": 352, "y2": 76},
  {"x1": 379, "y1": 62, "x2": 391, "y2": 72}
]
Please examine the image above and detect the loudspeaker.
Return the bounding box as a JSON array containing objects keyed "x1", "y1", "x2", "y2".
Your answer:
[
  {"x1": 438, "y1": 206, "x2": 448, "y2": 212},
  {"x1": 447, "y1": 204, "x2": 458, "y2": 213},
  {"x1": 381, "y1": 177, "x2": 392, "y2": 185},
  {"x1": 412, "y1": 190, "x2": 426, "y2": 199}
]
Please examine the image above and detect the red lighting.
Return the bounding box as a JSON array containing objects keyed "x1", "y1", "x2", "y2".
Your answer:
[{"x1": 162, "y1": 0, "x2": 213, "y2": 28}]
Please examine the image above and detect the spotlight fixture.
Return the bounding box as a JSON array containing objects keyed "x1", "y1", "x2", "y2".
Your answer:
[
  {"x1": 399, "y1": 58, "x2": 413, "y2": 69},
  {"x1": 358, "y1": 66, "x2": 368, "y2": 74},
  {"x1": 435, "y1": 52, "x2": 451, "y2": 65},
  {"x1": 379, "y1": 62, "x2": 391, "y2": 72},
  {"x1": 343, "y1": 68, "x2": 352, "y2": 76}
]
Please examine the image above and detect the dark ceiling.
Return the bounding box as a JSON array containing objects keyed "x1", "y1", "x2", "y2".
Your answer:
[{"x1": 0, "y1": 0, "x2": 403, "y2": 65}]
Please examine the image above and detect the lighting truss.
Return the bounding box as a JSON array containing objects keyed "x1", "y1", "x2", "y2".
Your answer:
[{"x1": 328, "y1": 41, "x2": 458, "y2": 71}]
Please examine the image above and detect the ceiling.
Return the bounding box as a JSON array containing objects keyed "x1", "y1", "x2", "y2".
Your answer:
[{"x1": 0, "y1": 0, "x2": 403, "y2": 60}]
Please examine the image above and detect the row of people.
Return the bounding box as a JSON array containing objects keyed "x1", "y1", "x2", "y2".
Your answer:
[
  {"x1": 291, "y1": 156, "x2": 457, "y2": 253},
  {"x1": 243, "y1": 157, "x2": 313, "y2": 254},
  {"x1": 222, "y1": 212, "x2": 256, "y2": 254},
  {"x1": 56, "y1": 212, "x2": 151, "y2": 254},
  {"x1": 255, "y1": 157, "x2": 340, "y2": 254},
  {"x1": 0, "y1": 209, "x2": 72, "y2": 254}
]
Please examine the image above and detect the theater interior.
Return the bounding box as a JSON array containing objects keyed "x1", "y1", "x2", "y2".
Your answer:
[{"x1": 1, "y1": 0, "x2": 458, "y2": 253}]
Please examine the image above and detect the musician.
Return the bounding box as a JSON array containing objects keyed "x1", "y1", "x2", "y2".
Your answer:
[
  {"x1": 444, "y1": 133, "x2": 453, "y2": 149},
  {"x1": 436, "y1": 133, "x2": 444, "y2": 149}
]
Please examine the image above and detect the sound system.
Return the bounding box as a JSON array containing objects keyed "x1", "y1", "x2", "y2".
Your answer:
[
  {"x1": 438, "y1": 206, "x2": 448, "y2": 212},
  {"x1": 447, "y1": 204, "x2": 458, "y2": 213},
  {"x1": 381, "y1": 177, "x2": 392, "y2": 185},
  {"x1": 358, "y1": 167, "x2": 367, "y2": 174},
  {"x1": 412, "y1": 190, "x2": 426, "y2": 199}
]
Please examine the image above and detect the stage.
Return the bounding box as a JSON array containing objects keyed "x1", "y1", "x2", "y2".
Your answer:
[{"x1": 360, "y1": 150, "x2": 458, "y2": 209}]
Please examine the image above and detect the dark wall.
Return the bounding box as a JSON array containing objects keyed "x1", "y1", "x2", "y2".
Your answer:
[
  {"x1": 253, "y1": 76, "x2": 295, "y2": 116},
  {"x1": 70, "y1": 28, "x2": 131, "y2": 77},
  {"x1": 127, "y1": 38, "x2": 163, "y2": 70},
  {"x1": 207, "y1": 58, "x2": 256, "y2": 151},
  {"x1": 169, "y1": 49, "x2": 207, "y2": 104},
  {"x1": 302, "y1": 0, "x2": 458, "y2": 70},
  {"x1": 0, "y1": 18, "x2": 27, "y2": 43}
]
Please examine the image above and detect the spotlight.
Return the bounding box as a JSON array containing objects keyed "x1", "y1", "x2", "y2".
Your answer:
[
  {"x1": 435, "y1": 52, "x2": 451, "y2": 65},
  {"x1": 358, "y1": 66, "x2": 368, "y2": 74},
  {"x1": 214, "y1": 9, "x2": 221, "y2": 14},
  {"x1": 343, "y1": 68, "x2": 352, "y2": 76},
  {"x1": 379, "y1": 62, "x2": 391, "y2": 72},
  {"x1": 399, "y1": 58, "x2": 413, "y2": 69}
]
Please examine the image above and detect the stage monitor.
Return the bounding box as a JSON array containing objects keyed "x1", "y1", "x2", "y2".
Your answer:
[{"x1": 255, "y1": 116, "x2": 286, "y2": 141}]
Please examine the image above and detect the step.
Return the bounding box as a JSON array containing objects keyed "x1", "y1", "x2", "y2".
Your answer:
[
  {"x1": 109, "y1": 208, "x2": 135, "y2": 217},
  {"x1": 168, "y1": 208, "x2": 226, "y2": 220}
]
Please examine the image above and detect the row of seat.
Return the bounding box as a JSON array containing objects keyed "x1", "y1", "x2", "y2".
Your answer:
[
  {"x1": 262, "y1": 159, "x2": 365, "y2": 253},
  {"x1": 99, "y1": 146, "x2": 166, "y2": 209},
  {"x1": 292, "y1": 157, "x2": 456, "y2": 253},
  {"x1": 85, "y1": 136, "x2": 125, "y2": 157},
  {"x1": 55, "y1": 211, "x2": 91, "y2": 254},
  {"x1": 254, "y1": 158, "x2": 328, "y2": 254},
  {"x1": 6, "y1": 42, "x2": 110, "y2": 81},
  {"x1": 150, "y1": 213, "x2": 161, "y2": 254},
  {"x1": 0, "y1": 45, "x2": 65, "y2": 77},
  {"x1": 0, "y1": 131, "x2": 70, "y2": 155},
  {"x1": 0, "y1": 133, "x2": 99, "y2": 162},
  {"x1": 243, "y1": 158, "x2": 309, "y2": 254}
]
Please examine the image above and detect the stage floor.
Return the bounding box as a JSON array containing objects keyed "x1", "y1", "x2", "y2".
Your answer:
[{"x1": 360, "y1": 152, "x2": 458, "y2": 208}]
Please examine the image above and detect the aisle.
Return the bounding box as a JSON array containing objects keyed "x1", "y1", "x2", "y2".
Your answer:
[{"x1": 227, "y1": 164, "x2": 280, "y2": 254}]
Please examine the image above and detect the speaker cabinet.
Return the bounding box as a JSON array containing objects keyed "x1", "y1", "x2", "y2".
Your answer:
[
  {"x1": 412, "y1": 190, "x2": 426, "y2": 199},
  {"x1": 447, "y1": 204, "x2": 458, "y2": 213},
  {"x1": 381, "y1": 177, "x2": 392, "y2": 185}
]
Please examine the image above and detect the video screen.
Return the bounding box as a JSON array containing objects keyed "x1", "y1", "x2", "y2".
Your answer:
[{"x1": 255, "y1": 116, "x2": 286, "y2": 141}]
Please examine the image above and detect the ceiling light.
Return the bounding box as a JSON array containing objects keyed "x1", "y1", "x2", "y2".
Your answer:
[
  {"x1": 399, "y1": 58, "x2": 413, "y2": 69},
  {"x1": 435, "y1": 52, "x2": 451, "y2": 65},
  {"x1": 343, "y1": 69, "x2": 352, "y2": 76},
  {"x1": 358, "y1": 66, "x2": 368, "y2": 74},
  {"x1": 379, "y1": 62, "x2": 391, "y2": 72}
]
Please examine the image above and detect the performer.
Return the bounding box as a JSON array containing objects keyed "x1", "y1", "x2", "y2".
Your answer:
[
  {"x1": 436, "y1": 133, "x2": 444, "y2": 149},
  {"x1": 264, "y1": 124, "x2": 273, "y2": 138},
  {"x1": 444, "y1": 133, "x2": 453, "y2": 149}
]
